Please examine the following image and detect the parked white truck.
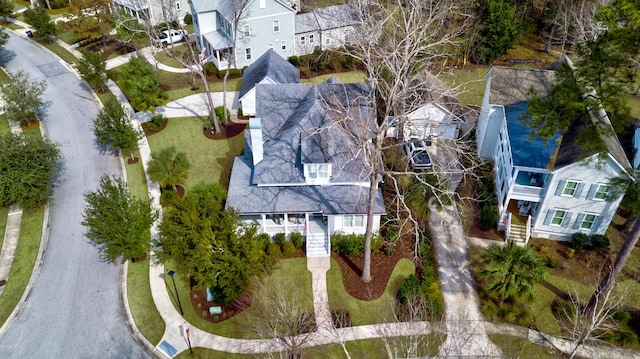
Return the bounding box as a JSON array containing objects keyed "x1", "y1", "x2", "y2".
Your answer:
[{"x1": 153, "y1": 29, "x2": 188, "y2": 47}]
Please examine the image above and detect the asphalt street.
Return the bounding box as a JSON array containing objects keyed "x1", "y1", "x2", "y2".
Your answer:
[{"x1": 0, "y1": 33, "x2": 149, "y2": 358}]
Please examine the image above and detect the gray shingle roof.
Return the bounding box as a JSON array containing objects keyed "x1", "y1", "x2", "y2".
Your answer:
[
  {"x1": 189, "y1": 0, "x2": 233, "y2": 19},
  {"x1": 226, "y1": 81, "x2": 384, "y2": 216},
  {"x1": 294, "y1": 4, "x2": 359, "y2": 34},
  {"x1": 239, "y1": 49, "x2": 300, "y2": 99},
  {"x1": 226, "y1": 156, "x2": 386, "y2": 215},
  {"x1": 253, "y1": 82, "x2": 374, "y2": 185}
]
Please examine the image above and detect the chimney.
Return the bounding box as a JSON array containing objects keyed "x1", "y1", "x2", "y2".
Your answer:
[{"x1": 249, "y1": 117, "x2": 264, "y2": 165}]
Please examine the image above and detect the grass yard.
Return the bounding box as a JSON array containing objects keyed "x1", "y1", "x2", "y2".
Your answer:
[
  {"x1": 0, "y1": 206, "x2": 44, "y2": 327},
  {"x1": 301, "y1": 71, "x2": 367, "y2": 84},
  {"x1": 164, "y1": 257, "x2": 312, "y2": 338},
  {"x1": 4, "y1": 22, "x2": 22, "y2": 30},
  {"x1": 0, "y1": 207, "x2": 8, "y2": 255},
  {"x1": 327, "y1": 257, "x2": 415, "y2": 326},
  {"x1": 489, "y1": 334, "x2": 557, "y2": 358},
  {"x1": 438, "y1": 66, "x2": 488, "y2": 108},
  {"x1": 44, "y1": 41, "x2": 78, "y2": 65},
  {"x1": 123, "y1": 149, "x2": 149, "y2": 200},
  {"x1": 127, "y1": 258, "x2": 165, "y2": 345},
  {"x1": 154, "y1": 48, "x2": 189, "y2": 68},
  {"x1": 0, "y1": 67, "x2": 11, "y2": 84},
  {"x1": 145, "y1": 117, "x2": 244, "y2": 191},
  {"x1": 176, "y1": 336, "x2": 444, "y2": 358},
  {"x1": 0, "y1": 115, "x2": 9, "y2": 134}
]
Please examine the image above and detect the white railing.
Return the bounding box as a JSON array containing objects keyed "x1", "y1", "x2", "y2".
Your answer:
[
  {"x1": 512, "y1": 185, "x2": 543, "y2": 198},
  {"x1": 504, "y1": 212, "x2": 512, "y2": 240},
  {"x1": 525, "y1": 215, "x2": 532, "y2": 244}
]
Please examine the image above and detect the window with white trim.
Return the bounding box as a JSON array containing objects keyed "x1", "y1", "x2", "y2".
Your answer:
[
  {"x1": 245, "y1": 48, "x2": 252, "y2": 60},
  {"x1": 307, "y1": 164, "x2": 329, "y2": 179},
  {"x1": 176, "y1": 1, "x2": 181, "y2": 10},
  {"x1": 300, "y1": 36, "x2": 305, "y2": 45},
  {"x1": 325, "y1": 37, "x2": 331, "y2": 45},
  {"x1": 550, "y1": 209, "x2": 567, "y2": 226},
  {"x1": 562, "y1": 181, "x2": 580, "y2": 196},
  {"x1": 309, "y1": 34, "x2": 314, "y2": 43},
  {"x1": 343, "y1": 215, "x2": 364, "y2": 228},
  {"x1": 267, "y1": 43, "x2": 274, "y2": 50},
  {"x1": 593, "y1": 184, "x2": 610, "y2": 200},
  {"x1": 281, "y1": 40, "x2": 287, "y2": 51},
  {"x1": 242, "y1": 24, "x2": 250, "y2": 37},
  {"x1": 580, "y1": 213, "x2": 598, "y2": 230},
  {"x1": 273, "y1": 19, "x2": 280, "y2": 33}
]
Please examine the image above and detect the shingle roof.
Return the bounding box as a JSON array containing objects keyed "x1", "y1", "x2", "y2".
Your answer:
[
  {"x1": 226, "y1": 156, "x2": 386, "y2": 215},
  {"x1": 239, "y1": 49, "x2": 300, "y2": 99},
  {"x1": 252, "y1": 82, "x2": 374, "y2": 185},
  {"x1": 487, "y1": 67, "x2": 555, "y2": 106},
  {"x1": 189, "y1": 0, "x2": 233, "y2": 19},
  {"x1": 295, "y1": 4, "x2": 359, "y2": 34}
]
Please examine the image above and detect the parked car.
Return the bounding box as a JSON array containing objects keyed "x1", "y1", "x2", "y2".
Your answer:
[
  {"x1": 404, "y1": 137, "x2": 432, "y2": 170},
  {"x1": 153, "y1": 30, "x2": 188, "y2": 47}
]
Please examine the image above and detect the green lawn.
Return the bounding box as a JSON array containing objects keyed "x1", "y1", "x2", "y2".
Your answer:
[
  {"x1": 489, "y1": 334, "x2": 557, "y2": 358},
  {"x1": 45, "y1": 41, "x2": 78, "y2": 64},
  {"x1": 0, "y1": 207, "x2": 8, "y2": 255},
  {"x1": 145, "y1": 117, "x2": 244, "y2": 191},
  {"x1": 164, "y1": 257, "x2": 312, "y2": 338},
  {"x1": 0, "y1": 67, "x2": 12, "y2": 84},
  {"x1": 0, "y1": 206, "x2": 44, "y2": 327},
  {"x1": 4, "y1": 23, "x2": 22, "y2": 30},
  {"x1": 301, "y1": 71, "x2": 367, "y2": 84},
  {"x1": 127, "y1": 258, "x2": 165, "y2": 345},
  {"x1": 0, "y1": 115, "x2": 10, "y2": 134},
  {"x1": 327, "y1": 258, "x2": 415, "y2": 326},
  {"x1": 438, "y1": 67, "x2": 488, "y2": 108},
  {"x1": 154, "y1": 48, "x2": 188, "y2": 68},
  {"x1": 176, "y1": 336, "x2": 443, "y2": 358},
  {"x1": 124, "y1": 149, "x2": 149, "y2": 200}
]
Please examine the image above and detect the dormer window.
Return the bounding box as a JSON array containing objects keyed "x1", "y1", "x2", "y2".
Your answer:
[{"x1": 305, "y1": 163, "x2": 331, "y2": 183}]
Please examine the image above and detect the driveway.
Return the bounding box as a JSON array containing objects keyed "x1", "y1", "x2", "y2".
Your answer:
[{"x1": 0, "y1": 34, "x2": 148, "y2": 358}]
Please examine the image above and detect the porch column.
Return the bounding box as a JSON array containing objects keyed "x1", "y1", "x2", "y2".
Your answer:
[{"x1": 260, "y1": 214, "x2": 266, "y2": 233}]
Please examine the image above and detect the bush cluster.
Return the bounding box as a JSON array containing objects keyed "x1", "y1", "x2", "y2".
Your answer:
[
  {"x1": 183, "y1": 13, "x2": 193, "y2": 25},
  {"x1": 480, "y1": 204, "x2": 498, "y2": 231},
  {"x1": 50, "y1": 0, "x2": 68, "y2": 9},
  {"x1": 571, "y1": 232, "x2": 610, "y2": 251},
  {"x1": 282, "y1": 241, "x2": 296, "y2": 255},
  {"x1": 145, "y1": 114, "x2": 165, "y2": 131},
  {"x1": 290, "y1": 231, "x2": 303, "y2": 249},
  {"x1": 267, "y1": 242, "x2": 281, "y2": 256},
  {"x1": 290, "y1": 49, "x2": 360, "y2": 75},
  {"x1": 274, "y1": 232, "x2": 286, "y2": 248},
  {"x1": 216, "y1": 68, "x2": 242, "y2": 79},
  {"x1": 331, "y1": 232, "x2": 380, "y2": 256}
]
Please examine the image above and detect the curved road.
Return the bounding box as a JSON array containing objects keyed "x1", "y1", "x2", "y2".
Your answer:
[{"x1": 0, "y1": 34, "x2": 148, "y2": 358}]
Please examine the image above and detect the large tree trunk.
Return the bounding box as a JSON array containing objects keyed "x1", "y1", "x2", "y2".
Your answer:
[
  {"x1": 584, "y1": 216, "x2": 640, "y2": 315},
  {"x1": 361, "y1": 172, "x2": 378, "y2": 283},
  {"x1": 198, "y1": 71, "x2": 220, "y2": 133}
]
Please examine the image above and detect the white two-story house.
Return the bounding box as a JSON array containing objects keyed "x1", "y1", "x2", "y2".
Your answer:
[
  {"x1": 189, "y1": 0, "x2": 359, "y2": 70},
  {"x1": 114, "y1": 0, "x2": 191, "y2": 25},
  {"x1": 476, "y1": 65, "x2": 632, "y2": 242},
  {"x1": 226, "y1": 80, "x2": 385, "y2": 256}
]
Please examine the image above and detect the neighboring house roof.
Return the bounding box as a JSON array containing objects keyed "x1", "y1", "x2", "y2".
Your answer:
[
  {"x1": 239, "y1": 49, "x2": 300, "y2": 99},
  {"x1": 488, "y1": 66, "x2": 631, "y2": 171},
  {"x1": 226, "y1": 81, "x2": 385, "y2": 215},
  {"x1": 190, "y1": 0, "x2": 233, "y2": 19},
  {"x1": 294, "y1": 4, "x2": 359, "y2": 34},
  {"x1": 252, "y1": 81, "x2": 374, "y2": 185}
]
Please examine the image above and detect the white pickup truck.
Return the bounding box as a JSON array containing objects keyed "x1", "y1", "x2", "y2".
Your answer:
[{"x1": 153, "y1": 29, "x2": 188, "y2": 47}]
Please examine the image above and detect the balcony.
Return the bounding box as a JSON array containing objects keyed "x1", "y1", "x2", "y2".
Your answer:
[{"x1": 510, "y1": 170, "x2": 545, "y2": 201}]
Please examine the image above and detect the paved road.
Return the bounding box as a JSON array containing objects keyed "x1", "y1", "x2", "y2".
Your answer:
[{"x1": 0, "y1": 34, "x2": 148, "y2": 358}]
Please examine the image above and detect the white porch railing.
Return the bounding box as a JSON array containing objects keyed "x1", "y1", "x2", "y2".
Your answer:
[{"x1": 525, "y1": 215, "x2": 532, "y2": 244}]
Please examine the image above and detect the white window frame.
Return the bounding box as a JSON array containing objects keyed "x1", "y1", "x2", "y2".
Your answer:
[
  {"x1": 281, "y1": 40, "x2": 287, "y2": 51},
  {"x1": 550, "y1": 209, "x2": 567, "y2": 226},
  {"x1": 593, "y1": 184, "x2": 610, "y2": 201},
  {"x1": 242, "y1": 24, "x2": 250, "y2": 38},
  {"x1": 562, "y1": 180, "x2": 580, "y2": 196},
  {"x1": 245, "y1": 47, "x2": 252, "y2": 60},
  {"x1": 343, "y1": 215, "x2": 364, "y2": 229},
  {"x1": 325, "y1": 37, "x2": 331, "y2": 45},
  {"x1": 309, "y1": 34, "x2": 314, "y2": 43},
  {"x1": 273, "y1": 19, "x2": 280, "y2": 33},
  {"x1": 175, "y1": 1, "x2": 181, "y2": 10},
  {"x1": 300, "y1": 36, "x2": 306, "y2": 45},
  {"x1": 307, "y1": 164, "x2": 329, "y2": 180},
  {"x1": 267, "y1": 43, "x2": 274, "y2": 50},
  {"x1": 580, "y1": 213, "x2": 598, "y2": 230}
]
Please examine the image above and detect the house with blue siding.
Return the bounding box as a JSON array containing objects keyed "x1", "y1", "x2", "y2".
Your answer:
[
  {"x1": 476, "y1": 66, "x2": 632, "y2": 242},
  {"x1": 226, "y1": 80, "x2": 385, "y2": 257},
  {"x1": 189, "y1": 0, "x2": 359, "y2": 70}
]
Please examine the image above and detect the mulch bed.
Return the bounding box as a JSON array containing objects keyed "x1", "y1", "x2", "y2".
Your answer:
[
  {"x1": 202, "y1": 119, "x2": 247, "y2": 140},
  {"x1": 331, "y1": 236, "x2": 415, "y2": 300}
]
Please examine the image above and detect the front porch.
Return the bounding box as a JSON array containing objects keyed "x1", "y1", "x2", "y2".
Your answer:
[
  {"x1": 241, "y1": 213, "x2": 330, "y2": 257},
  {"x1": 202, "y1": 31, "x2": 233, "y2": 70},
  {"x1": 500, "y1": 200, "x2": 534, "y2": 245}
]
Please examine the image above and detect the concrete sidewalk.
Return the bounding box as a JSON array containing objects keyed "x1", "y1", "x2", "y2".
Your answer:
[
  {"x1": 0, "y1": 208, "x2": 23, "y2": 296},
  {"x1": 105, "y1": 46, "x2": 192, "y2": 74}
]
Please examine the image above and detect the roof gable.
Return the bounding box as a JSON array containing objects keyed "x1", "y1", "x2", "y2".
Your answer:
[{"x1": 239, "y1": 49, "x2": 300, "y2": 98}]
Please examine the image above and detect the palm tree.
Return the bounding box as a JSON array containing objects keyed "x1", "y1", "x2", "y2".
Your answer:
[
  {"x1": 147, "y1": 146, "x2": 189, "y2": 192},
  {"x1": 480, "y1": 240, "x2": 547, "y2": 305}
]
